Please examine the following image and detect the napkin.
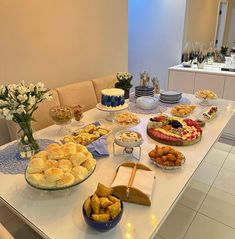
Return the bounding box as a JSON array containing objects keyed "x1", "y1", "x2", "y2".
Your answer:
[
  {"x1": 111, "y1": 166, "x2": 156, "y2": 200},
  {"x1": 87, "y1": 136, "x2": 109, "y2": 158}
]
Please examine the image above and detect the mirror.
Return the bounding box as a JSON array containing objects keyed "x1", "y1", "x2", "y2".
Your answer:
[{"x1": 183, "y1": 0, "x2": 235, "y2": 49}]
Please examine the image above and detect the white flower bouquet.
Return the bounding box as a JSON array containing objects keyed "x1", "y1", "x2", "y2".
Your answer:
[
  {"x1": 115, "y1": 72, "x2": 133, "y2": 99},
  {"x1": 0, "y1": 81, "x2": 53, "y2": 157}
]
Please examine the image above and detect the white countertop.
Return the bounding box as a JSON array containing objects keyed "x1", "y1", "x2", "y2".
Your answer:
[
  {"x1": 0, "y1": 94, "x2": 235, "y2": 239},
  {"x1": 169, "y1": 63, "x2": 235, "y2": 77}
]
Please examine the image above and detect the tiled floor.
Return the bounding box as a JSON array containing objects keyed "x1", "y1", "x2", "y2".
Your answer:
[
  {"x1": 155, "y1": 137, "x2": 235, "y2": 239},
  {"x1": 1, "y1": 137, "x2": 235, "y2": 239}
]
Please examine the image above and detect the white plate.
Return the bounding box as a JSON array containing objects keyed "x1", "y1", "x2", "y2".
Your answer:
[
  {"x1": 196, "y1": 107, "x2": 220, "y2": 122},
  {"x1": 160, "y1": 91, "x2": 182, "y2": 97},
  {"x1": 159, "y1": 99, "x2": 180, "y2": 104}
]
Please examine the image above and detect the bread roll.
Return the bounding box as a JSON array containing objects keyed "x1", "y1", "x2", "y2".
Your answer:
[
  {"x1": 58, "y1": 160, "x2": 72, "y2": 172},
  {"x1": 71, "y1": 166, "x2": 88, "y2": 182},
  {"x1": 44, "y1": 160, "x2": 58, "y2": 171},
  {"x1": 47, "y1": 147, "x2": 64, "y2": 160},
  {"x1": 26, "y1": 173, "x2": 45, "y2": 186},
  {"x1": 81, "y1": 158, "x2": 96, "y2": 171},
  {"x1": 45, "y1": 143, "x2": 61, "y2": 151},
  {"x1": 76, "y1": 144, "x2": 89, "y2": 154},
  {"x1": 27, "y1": 157, "x2": 45, "y2": 174},
  {"x1": 56, "y1": 173, "x2": 75, "y2": 187},
  {"x1": 70, "y1": 152, "x2": 87, "y2": 166},
  {"x1": 44, "y1": 168, "x2": 63, "y2": 182},
  {"x1": 61, "y1": 142, "x2": 77, "y2": 157},
  {"x1": 84, "y1": 151, "x2": 93, "y2": 159},
  {"x1": 33, "y1": 151, "x2": 48, "y2": 160}
]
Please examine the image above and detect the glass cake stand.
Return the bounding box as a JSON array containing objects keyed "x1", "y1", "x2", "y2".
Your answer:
[{"x1": 96, "y1": 103, "x2": 128, "y2": 121}]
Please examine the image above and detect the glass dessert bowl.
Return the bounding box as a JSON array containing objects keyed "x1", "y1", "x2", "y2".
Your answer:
[{"x1": 49, "y1": 105, "x2": 74, "y2": 135}]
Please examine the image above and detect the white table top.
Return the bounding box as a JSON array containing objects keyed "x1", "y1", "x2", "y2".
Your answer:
[
  {"x1": 0, "y1": 93, "x2": 234, "y2": 239},
  {"x1": 169, "y1": 63, "x2": 235, "y2": 77}
]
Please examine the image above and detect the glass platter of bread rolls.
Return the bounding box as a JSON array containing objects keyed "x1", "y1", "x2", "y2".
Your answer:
[{"x1": 25, "y1": 142, "x2": 96, "y2": 190}]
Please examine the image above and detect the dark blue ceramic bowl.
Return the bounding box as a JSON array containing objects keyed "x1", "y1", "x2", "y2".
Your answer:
[{"x1": 82, "y1": 196, "x2": 123, "y2": 232}]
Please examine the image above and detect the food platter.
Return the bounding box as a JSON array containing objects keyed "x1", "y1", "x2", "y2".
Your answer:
[
  {"x1": 150, "y1": 157, "x2": 185, "y2": 170},
  {"x1": 148, "y1": 145, "x2": 186, "y2": 170},
  {"x1": 147, "y1": 115, "x2": 202, "y2": 146},
  {"x1": 196, "y1": 106, "x2": 220, "y2": 122},
  {"x1": 113, "y1": 112, "x2": 140, "y2": 127},
  {"x1": 62, "y1": 122, "x2": 111, "y2": 145},
  {"x1": 114, "y1": 130, "x2": 143, "y2": 148},
  {"x1": 25, "y1": 142, "x2": 96, "y2": 191},
  {"x1": 195, "y1": 90, "x2": 218, "y2": 106},
  {"x1": 171, "y1": 105, "x2": 196, "y2": 118},
  {"x1": 25, "y1": 165, "x2": 96, "y2": 191}
]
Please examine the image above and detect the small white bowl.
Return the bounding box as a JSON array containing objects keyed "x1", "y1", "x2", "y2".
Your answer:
[{"x1": 136, "y1": 96, "x2": 158, "y2": 110}]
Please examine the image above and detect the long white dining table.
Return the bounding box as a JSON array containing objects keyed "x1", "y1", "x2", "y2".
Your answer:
[{"x1": 0, "y1": 93, "x2": 234, "y2": 239}]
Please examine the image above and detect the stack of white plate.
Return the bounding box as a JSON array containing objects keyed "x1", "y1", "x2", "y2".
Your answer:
[
  {"x1": 159, "y1": 91, "x2": 182, "y2": 103},
  {"x1": 135, "y1": 86, "x2": 154, "y2": 98}
]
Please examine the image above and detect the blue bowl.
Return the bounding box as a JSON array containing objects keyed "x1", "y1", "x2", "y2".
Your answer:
[{"x1": 82, "y1": 196, "x2": 123, "y2": 232}]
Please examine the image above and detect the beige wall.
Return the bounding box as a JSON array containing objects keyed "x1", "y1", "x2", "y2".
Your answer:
[
  {"x1": 183, "y1": 0, "x2": 220, "y2": 47},
  {"x1": 0, "y1": 0, "x2": 128, "y2": 145},
  {"x1": 223, "y1": 0, "x2": 235, "y2": 47}
]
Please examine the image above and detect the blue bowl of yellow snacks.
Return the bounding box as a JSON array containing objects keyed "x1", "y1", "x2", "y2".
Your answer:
[{"x1": 82, "y1": 183, "x2": 123, "y2": 232}]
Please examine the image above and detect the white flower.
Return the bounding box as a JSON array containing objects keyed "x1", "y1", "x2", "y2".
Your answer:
[
  {"x1": 36, "y1": 82, "x2": 45, "y2": 91},
  {"x1": 42, "y1": 91, "x2": 53, "y2": 100},
  {"x1": 16, "y1": 105, "x2": 26, "y2": 114},
  {"x1": 8, "y1": 84, "x2": 17, "y2": 92},
  {"x1": 0, "y1": 85, "x2": 5, "y2": 94},
  {"x1": 18, "y1": 85, "x2": 27, "y2": 95},
  {"x1": 0, "y1": 99, "x2": 8, "y2": 106},
  {"x1": 28, "y1": 95, "x2": 36, "y2": 106},
  {"x1": 2, "y1": 108, "x2": 13, "y2": 120},
  {"x1": 17, "y1": 94, "x2": 28, "y2": 103},
  {"x1": 29, "y1": 83, "x2": 35, "y2": 91}
]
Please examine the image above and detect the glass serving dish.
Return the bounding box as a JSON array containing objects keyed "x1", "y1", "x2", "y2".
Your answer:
[
  {"x1": 24, "y1": 165, "x2": 96, "y2": 191},
  {"x1": 195, "y1": 90, "x2": 218, "y2": 106},
  {"x1": 71, "y1": 104, "x2": 85, "y2": 126},
  {"x1": 113, "y1": 112, "x2": 140, "y2": 128},
  {"x1": 49, "y1": 105, "x2": 74, "y2": 135},
  {"x1": 150, "y1": 157, "x2": 185, "y2": 170}
]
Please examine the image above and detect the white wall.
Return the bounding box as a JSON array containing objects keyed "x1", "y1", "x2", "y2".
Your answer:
[
  {"x1": 128, "y1": 0, "x2": 187, "y2": 89},
  {"x1": 0, "y1": 0, "x2": 128, "y2": 145}
]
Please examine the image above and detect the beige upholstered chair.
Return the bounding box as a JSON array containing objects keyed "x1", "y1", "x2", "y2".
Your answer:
[
  {"x1": 32, "y1": 89, "x2": 60, "y2": 131},
  {"x1": 91, "y1": 75, "x2": 116, "y2": 102},
  {"x1": 56, "y1": 81, "x2": 98, "y2": 112},
  {"x1": 7, "y1": 89, "x2": 61, "y2": 141},
  {"x1": 0, "y1": 224, "x2": 14, "y2": 239}
]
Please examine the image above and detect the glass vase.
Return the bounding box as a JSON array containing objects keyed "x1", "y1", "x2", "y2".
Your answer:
[{"x1": 17, "y1": 120, "x2": 40, "y2": 159}]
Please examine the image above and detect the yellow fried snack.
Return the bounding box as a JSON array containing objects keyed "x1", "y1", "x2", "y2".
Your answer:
[
  {"x1": 100, "y1": 197, "x2": 113, "y2": 209},
  {"x1": 91, "y1": 213, "x2": 110, "y2": 222},
  {"x1": 99, "y1": 208, "x2": 106, "y2": 214},
  {"x1": 108, "y1": 195, "x2": 120, "y2": 204},
  {"x1": 84, "y1": 197, "x2": 92, "y2": 217},
  {"x1": 91, "y1": 193, "x2": 100, "y2": 214},
  {"x1": 95, "y1": 183, "x2": 113, "y2": 197},
  {"x1": 107, "y1": 201, "x2": 121, "y2": 220}
]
